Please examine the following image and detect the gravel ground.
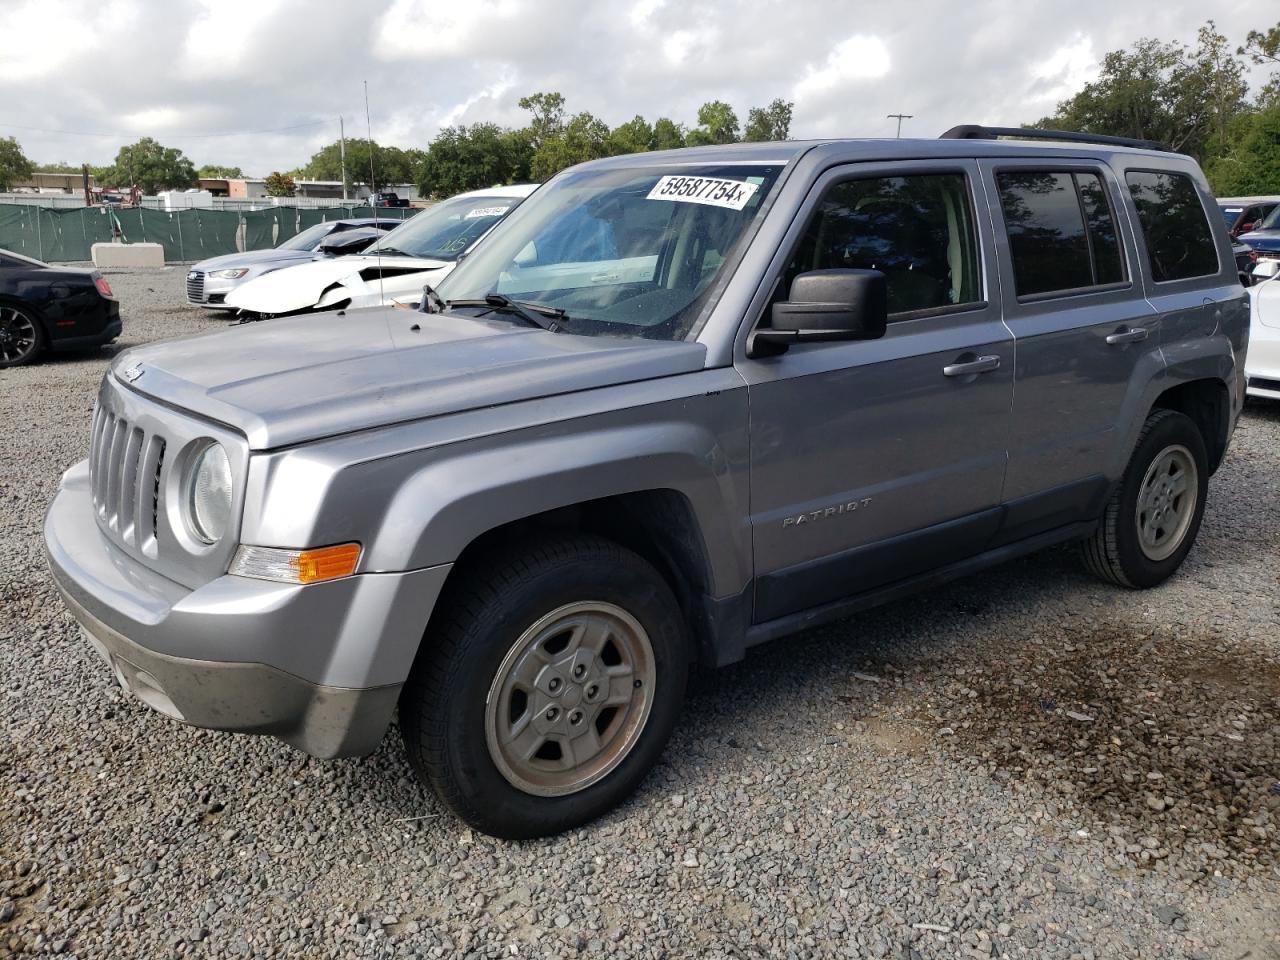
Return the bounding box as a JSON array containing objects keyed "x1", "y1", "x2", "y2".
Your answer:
[{"x1": 2, "y1": 267, "x2": 1279, "y2": 960}]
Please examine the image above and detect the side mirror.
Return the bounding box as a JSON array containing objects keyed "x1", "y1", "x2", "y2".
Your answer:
[{"x1": 748, "y1": 269, "x2": 888, "y2": 357}]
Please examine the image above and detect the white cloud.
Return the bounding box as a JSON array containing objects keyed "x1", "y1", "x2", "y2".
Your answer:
[
  {"x1": 793, "y1": 34, "x2": 892, "y2": 102},
  {"x1": 374, "y1": 0, "x2": 522, "y2": 59},
  {"x1": 181, "y1": 0, "x2": 290, "y2": 80},
  {"x1": 0, "y1": 0, "x2": 138, "y2": 81},
  {"x1": 1028, "y1": 36, "x2": 1100, "y2": 106}
]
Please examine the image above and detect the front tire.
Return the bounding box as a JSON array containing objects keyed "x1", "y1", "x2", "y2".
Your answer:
[
  {"x1": 1080, "y1": 409, "x2": 1209, "y2": 588},
  {"x1": 400, "y1": 536, "x2": 689, "y2": 839}
]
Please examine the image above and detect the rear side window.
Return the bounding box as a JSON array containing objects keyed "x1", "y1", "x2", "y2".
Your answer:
[
  {"x1": 787, "y1": 172, "x2": 982, "y2": 316},
  {"x1": 996, "y1": 170, "x2": 1127, "y2": 298},
  {"x1": 1125, "y1": 171, "x2": 1218, "y2": 282}
]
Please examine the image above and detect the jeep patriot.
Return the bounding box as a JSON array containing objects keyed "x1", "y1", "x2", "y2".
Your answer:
[{"x1": 45, "y1": 127, "x2": 1247, "y2": 838}]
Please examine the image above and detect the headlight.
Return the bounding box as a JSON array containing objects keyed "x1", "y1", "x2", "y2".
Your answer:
[
  {"x1": 209, "y1": 268, "x2": 249, "y2": 279},
  {"x1": 186, "y1": 442, "x2": 233, "y2": 543}
]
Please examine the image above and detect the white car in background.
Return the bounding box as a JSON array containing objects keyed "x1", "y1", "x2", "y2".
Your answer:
[
  {"x1": 224, "y1": 184, "x2": 537, "y2": 316},
  {"x1": 1246, "y1": 265, "x2": 1280, "y2": 400}
]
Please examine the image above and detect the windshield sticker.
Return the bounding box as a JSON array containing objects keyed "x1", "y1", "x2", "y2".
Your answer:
[
  {"x1": 646, "y1": 175, "x2": 759, "y2": 211},
  {"x1": 465, "y1": 205, "x2": 510, "y2": 219}
]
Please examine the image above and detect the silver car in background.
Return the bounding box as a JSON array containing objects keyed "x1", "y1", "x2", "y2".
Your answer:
[{"x1": 184, "y1": 218, "x2": 400, "y2": 309}]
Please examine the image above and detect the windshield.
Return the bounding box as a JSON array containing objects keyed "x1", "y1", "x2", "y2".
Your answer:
[
  {"x1": 365, "y1": 193, "x2": 522, "y2": 260},
  {"x1": 1257, "y1": 205, "x2": 1280, "y2": 231},
  {"x1": 277, "y1": 222, "x2": 336, "y2": 251},
  {"x1": 436, "y1": 164, "x2": 781, "y2": 341}
]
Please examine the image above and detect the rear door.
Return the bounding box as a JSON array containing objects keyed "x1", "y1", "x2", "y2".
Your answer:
[
  {"x1": 980, "y1": 158, "x2": 1160, "y2": 542},
  {"x1": 737, "y1": 160, "x2": 1014, "y2": 622}
]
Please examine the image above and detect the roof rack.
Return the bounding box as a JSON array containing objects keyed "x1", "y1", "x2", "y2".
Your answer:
[{"x1": 939, "y1": 124, "x2": 1169, "y2": 153}]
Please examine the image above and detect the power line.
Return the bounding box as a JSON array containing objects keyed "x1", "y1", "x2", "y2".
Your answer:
[{"x1": 0, "y1": 119, "x2": 329, "y2": 140}]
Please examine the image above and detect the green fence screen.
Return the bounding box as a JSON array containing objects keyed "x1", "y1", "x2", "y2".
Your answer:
[{"x1": 0, "y1": 203, "x2": 419, "y2": 263}]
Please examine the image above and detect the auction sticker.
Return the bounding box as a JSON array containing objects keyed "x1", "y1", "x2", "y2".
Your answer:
[
  {"x1": 465, "y1": 205, "x2": 511, "y2": 218},
  {"x1": 646, "y1": 175, "x2": 759, "y2": 210}
]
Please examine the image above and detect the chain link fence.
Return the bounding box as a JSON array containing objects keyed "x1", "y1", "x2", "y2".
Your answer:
[{"x1": 0, "y1": 204, "x2": 418, "y2": 263}]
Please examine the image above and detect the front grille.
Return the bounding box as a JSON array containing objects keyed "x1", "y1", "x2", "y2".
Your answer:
[
  {"x1": 185, "y1": 271, "x2": 205, "y2": 303},
  {"x1": 89, "y1": 404, "x2": 167, "y2": 554}
]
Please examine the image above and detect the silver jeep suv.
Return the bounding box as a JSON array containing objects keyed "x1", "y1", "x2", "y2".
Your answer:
[{"x1": 45, "y1": 127, "x2": 1247, "y2": 838}]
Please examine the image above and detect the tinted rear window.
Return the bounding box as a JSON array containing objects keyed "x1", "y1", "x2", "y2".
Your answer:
[
  {"x1": 996, "y1": 170, "x2": 1126, "y2": 297},
  {"x1": 1125, "y1": 171, "x2": 1218, "y2": 282}
]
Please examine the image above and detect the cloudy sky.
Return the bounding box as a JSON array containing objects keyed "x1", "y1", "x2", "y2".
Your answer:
[{"x1": 0, "y1": 0, "x2": 1269, "y2": 175}]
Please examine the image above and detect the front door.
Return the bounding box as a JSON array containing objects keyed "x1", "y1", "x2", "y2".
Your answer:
[{"x1": 737, "y1": 161, "x2": 1014, "y2": 623}]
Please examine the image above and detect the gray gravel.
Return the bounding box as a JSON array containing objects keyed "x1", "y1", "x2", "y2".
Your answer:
[{"x1": 2, "y1": 267, "x2": 1279, "y2": 959}]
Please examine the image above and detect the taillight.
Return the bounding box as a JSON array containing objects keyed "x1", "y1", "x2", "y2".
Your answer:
[{"x1": 94, "y1": 275, "x2": 115, "y2": 299}]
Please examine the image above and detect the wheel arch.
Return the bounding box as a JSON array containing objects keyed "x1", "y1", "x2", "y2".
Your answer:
[{"x1": 1150, "y1": 377, "x2": 1231, "y2": 474}]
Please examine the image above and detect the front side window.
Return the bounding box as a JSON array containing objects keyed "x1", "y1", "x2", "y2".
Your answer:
[
  {"x1": 996, "y1": 170, "x2": 1127, "y2": 297},
  {"x1": 368, "y1": 193, "x2": 522, "y2": 261},
  {"x1": 785, "y1": 173, "x2": 981, "y2": 315},
  {"x1": 437, "y1": 164, "x2": 782, "y2": 340},
  {"x1": 1218, "y1": 207, "x2": 1241, "y2": 229},
  {"x1": 1125, "y1": 171, "x2": 1218, "y2": 282}
]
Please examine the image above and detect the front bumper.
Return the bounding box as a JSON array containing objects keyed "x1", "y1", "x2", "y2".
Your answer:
[{"x1": 44, "y1": 461, "x2": 451, "y2": 758}]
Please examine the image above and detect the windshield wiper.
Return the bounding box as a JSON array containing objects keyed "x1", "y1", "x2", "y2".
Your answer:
[
  {"x1": 446, "y1": 293, "x2": 565, "y2": 333},
  {"x1": 370, "y1": 245, "x2": 409, "y2": 258}
]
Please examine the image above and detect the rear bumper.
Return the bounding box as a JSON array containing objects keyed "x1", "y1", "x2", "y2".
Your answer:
[
  {"x1": 49, "y1": 299, "x2": 120, "y2": 351},
  {"x1": 44, "y1": 460, "x2": 451, "y2": 758}
]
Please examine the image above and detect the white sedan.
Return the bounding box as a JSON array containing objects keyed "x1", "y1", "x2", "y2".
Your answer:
[
  {"x1": 224, "y1": 184, "x2": 537, "y2": 316},
  {"x1": 1246, "y1": 267, "x2": 1280, "y2": 400}
]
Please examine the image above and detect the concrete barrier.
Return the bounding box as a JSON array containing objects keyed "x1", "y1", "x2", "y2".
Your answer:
[{"x1": 91, "y1": 242, "x2": 166, "y2": 268}]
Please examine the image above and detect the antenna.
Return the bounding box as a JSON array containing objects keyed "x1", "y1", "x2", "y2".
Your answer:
[
  {"x1": 364, "y1": 80, "x2": 385, "y2": 306},
  {"x1": 886, "y1": 113, "x2": 912, "y2": 138}
]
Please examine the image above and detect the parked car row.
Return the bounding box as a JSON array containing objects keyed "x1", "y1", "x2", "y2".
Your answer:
[{"x1": 1218, "y1": 195, "x2": 1280, "y2": 286}]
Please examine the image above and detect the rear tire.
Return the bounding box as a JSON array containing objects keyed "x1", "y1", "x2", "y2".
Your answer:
[
  {"x1": 400, "y1": 536, "x2": 689, "y2": 839},
  {"x1": 1080, "y1": 409, "x2": 1208, "y2": 588},
  {"x1": 0, "y1": 303, "x2": 45, "y2": 367}
]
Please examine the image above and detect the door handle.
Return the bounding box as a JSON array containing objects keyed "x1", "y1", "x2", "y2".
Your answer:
[
  {"x1": 1106, "y1": 326, "x2": 1149, "y2": 345},
  {"x1": 943, "y1": 355, "x2": 1001, "y2": 377}
]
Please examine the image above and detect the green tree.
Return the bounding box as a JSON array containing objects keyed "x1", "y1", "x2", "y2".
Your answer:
[
  {"x1": 608, "y1": 115, "x2": 655, "y2": 155},
  {"x1": 651, "y1": 118, "x2": 686, "y2": 150},
  {"x1": 744, "y1": 99, "x2": 794, "y2": 142},
  {"x1": 34, "y1": 161, "x2": 82, "y2": 174},
  {"x1": 417, "y1": 123, "x2": 533, "y2": 197},
  {"x1": 1036, "y1": 24, "x2": 1248, "y2": 162},
  {"x1": 94, "y1": 138, "x2": 197, "y2": 193},
  {"x1": 531, "y1": 112, "x2": 611, "y2": 180},
  {"x1": 1240, "y1": 20, "x2": 1280, "y2": 105},
  {"x1": 1205, "y1": 101, "x2": 1280, "y2": 194},
  {"x1": 0, "y1": 136, "x2": 36, "y2": 191},
  {"x1": 518, "y1": 92, "x2": 566, "y2": 149},
  {"x1": 303, "y1": 139, "x2": 417, "y2": 190},
  {"x1": 686, "y1": 100, "x2": 740, "y2": 146},
  {"x1": 198, "y1": 164, "x2": 244, "y2": 179},
  {"x1": 264, "y1": 171, "x2": 296, "y2": 197}
]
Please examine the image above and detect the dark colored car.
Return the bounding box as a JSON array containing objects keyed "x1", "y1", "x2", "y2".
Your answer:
[
  {"x1": 1219, "y1": 198, "x2": 1280, "y2": 238},
  {"x1": 0, "y1": 249, "x2": 120, "y2": 367},
  {"x1": 372, "y1": 192, "x2": 410, "y2": 208},
  {"x1": 1236, "y1": 202, "x2": 1280, "y2": 276}
]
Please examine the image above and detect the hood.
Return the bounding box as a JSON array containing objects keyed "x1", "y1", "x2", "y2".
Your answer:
[
  {"x1": 223, "y1": 254, "x2": 450, "y2": 314},
  {"x1": 1237, "y1": 229, "x2": 1280, "y2": 249},
  {"x1": 111, "y1": 309, "x2": 707, "y2": 449},
  {"x1": 192, "y1": 248, "x2": 316, "y2": 272}
]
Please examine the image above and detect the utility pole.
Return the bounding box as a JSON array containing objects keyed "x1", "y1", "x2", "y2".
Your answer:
[
  {"x1": 339, "y1": 116, "x2": 348, "y2": 201},
  {"x1": 887, "y1": 113, "x2": 913, "y2": 138}
]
